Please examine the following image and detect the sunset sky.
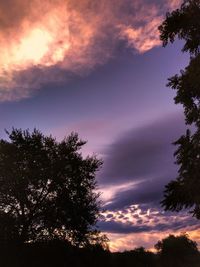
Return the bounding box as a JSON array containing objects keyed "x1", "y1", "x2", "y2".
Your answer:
[{"x1": 0, "y1": 0, "x2": 199, "y2": 251}]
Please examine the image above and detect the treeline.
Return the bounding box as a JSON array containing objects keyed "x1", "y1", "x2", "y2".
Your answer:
[{"x1": 1, "y1": 234, "x2": 200, "y2": 267}]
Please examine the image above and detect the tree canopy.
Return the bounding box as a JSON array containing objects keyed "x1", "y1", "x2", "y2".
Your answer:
[
  {"x1": 155, "y1": 234, "x2": 200, "y2": 267},
  {"x1": 159, "y1": 0, "x2": 200, "y2": 218},
  {"x1": 159, "y1": 0, "x2": 200, "y2": 126},
  {"x1": 0, "y1": 128, "x2": 102, "y2": 246}
]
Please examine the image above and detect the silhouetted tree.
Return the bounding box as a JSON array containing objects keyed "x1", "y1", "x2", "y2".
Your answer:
[
  {"x1": 1, "y1": 233, "x2": 200, "y2": 267},
  {"x1": 159, "y1": 0, "x2": 200, "y2": 126},
  {"x1": 111, "y1": 247, "x2": 156, "y2": 267},
  {"x1": 0, "y1": 128, "x2": 102, "y2": 246},
  {"x1": 155, "y1": 234, "x2": 200, "y2": 267},
  {"x1": 0, "y1": 211, "x2": 19, "y2": 243},
  {"x1": 159, "y1": 0, "x2": 200, "y2": 218}
]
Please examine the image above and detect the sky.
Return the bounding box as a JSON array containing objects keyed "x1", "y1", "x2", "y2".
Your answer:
[{"x1": 0, "y1": 0, "x2": 199, "y2": 251}]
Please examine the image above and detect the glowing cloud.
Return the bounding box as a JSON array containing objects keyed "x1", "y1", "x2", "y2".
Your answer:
[
  {"x1": 0, "y1": 0, "x2": 181, "y2": 101},
  {"x1": 101, "y1": 204, "x2": 200, "y2": 251},
  {"x1": 119, "y1": 17, "x2": 162, "y2": 53},
  {"x1": 107, "y1": 230, "x2": 200, "y2": 252}
]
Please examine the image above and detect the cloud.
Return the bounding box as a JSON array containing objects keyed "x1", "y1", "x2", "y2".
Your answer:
[
  {"x1": 0, "y1": 0, "x2": 181, "y2": 101},
  {"x1": 96, "y1": 112, "x2": 200, "y2": 251},
  {"x1": 106, "y1": 228, "x2": 200, "y2": 252},
  {"x1": 102, "y1": 214, "x2": 200, "y2": 252},
  {"x1": 99, "y1": 220, "x2": 153, "y2": 234},
  {"x1": 99, "y1": 201, "x2": 199, "y2": 251},
  {"x1": 97, "y1": 112, "x2": 187, "y2": 215},
  {"x1": 99, "y1": 113, "x2": 186, "y2": 186},
  {"x1": 100, "y1": 204, "x2": 199, "y2": 234},
  {"x1": 104, "y1": 177, "x2": 169, "y2": 210},
  {"x1": 119, "y1": 17, "x2": 162, "y2": 53},
  {"x1": 99, "y1": 218, "x2": 199, "y2": 234}
]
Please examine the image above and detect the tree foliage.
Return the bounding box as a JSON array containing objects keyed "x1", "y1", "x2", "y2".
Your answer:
[
  {"x1": 162, "y1": 129, "x2": 200, "y2": 218},
  {"x1": 155, "y1": 234, "x2": 200, "y2": 267},
  {"x1": 159, "y1": 0, "x2": 200, "y2": 55},
  {"x1": 0, "y1": 128, "x2": 102, "y2": 245},
  {"x1": 159, "y1": 0, "x2": 200, "y2": 218},
  {"x1": 112, "y1": 247, "x2": 156, "y2": 267},
  {"x1": 0, "y1": 233, "x2": 199, "y2": 267},
  {"x1": 159, "y1": 0, "x2": 200, "y2": 126}
]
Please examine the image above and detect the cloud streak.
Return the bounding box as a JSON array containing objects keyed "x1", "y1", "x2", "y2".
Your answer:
[
  {"x1": 0, "y1": 0, "x2": 181, "y2": 101},
  {"x1": 106, "y1": 228, "x2": 200, "y2": 252},
  {"x1": 99, "y1": 113, "x2": 185, "y2": 186}
]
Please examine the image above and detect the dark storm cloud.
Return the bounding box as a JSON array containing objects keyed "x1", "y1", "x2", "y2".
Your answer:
[
  {"x1": 104, "y1": 176, "x2": 169, "y2": 210},
  {"x1": 100, "y1": 113, "x2": 186, "y2": 186},
  {"x1": 98, "y1": 221, "x2": 152, "y2": 234},
  {"x1": 98, "y1": 112, "x2": 188, "y2": 211}
]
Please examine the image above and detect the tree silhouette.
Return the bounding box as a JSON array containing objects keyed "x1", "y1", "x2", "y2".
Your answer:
[
  {"x1": 0, "y1": 128, "x2": 102, "y2": 245},
  {"x1": 111, "y1": 247, "x2": 156, "y2": 267},
  {"x1": 159, "y1": 0, "x2": 200, "y2": 218},
  {"x1": 155, "y1": 234, "x2": 200, "y2": 267}
]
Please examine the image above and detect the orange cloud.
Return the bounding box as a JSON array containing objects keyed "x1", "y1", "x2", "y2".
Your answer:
[
  {"x1": 119, "y1": 17, "x2": 162, "y2": 53},
  {"x1": 107, "y1": 229, "x2": 200, "y2": 252},
  {"x1": 0, "y1": 0, "x2": 181, "y2": 101}
]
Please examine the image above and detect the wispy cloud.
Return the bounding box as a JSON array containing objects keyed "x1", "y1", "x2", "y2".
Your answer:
[
  {"x1": 0, "y1": 0, "x2": 181, "y2": 101},
  {"x1": 99, "y1": 113, "x2": 185, "y2": 186},
  {"x1": 106, "y1": 228, "x2": 200, "y2": 252},
  {"x1": 119, "y1": 17, "x2": 162, "y2": 53}
]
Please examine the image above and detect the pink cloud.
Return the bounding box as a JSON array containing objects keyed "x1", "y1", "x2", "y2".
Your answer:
[
  {"x1": 0, "y1": 0, "x2": 181, "y2": 101},
  {"x1": 107, "y1": 230, "x2": 200, "y2": 252}
]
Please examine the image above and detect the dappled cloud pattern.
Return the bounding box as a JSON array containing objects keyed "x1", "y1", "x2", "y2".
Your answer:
[
  {"x1": 0, "y1": 0, "x2": 181, "y2": 101},
  {"x1": 100, "y1": 204, "x2": 200, "y2": 251}
]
